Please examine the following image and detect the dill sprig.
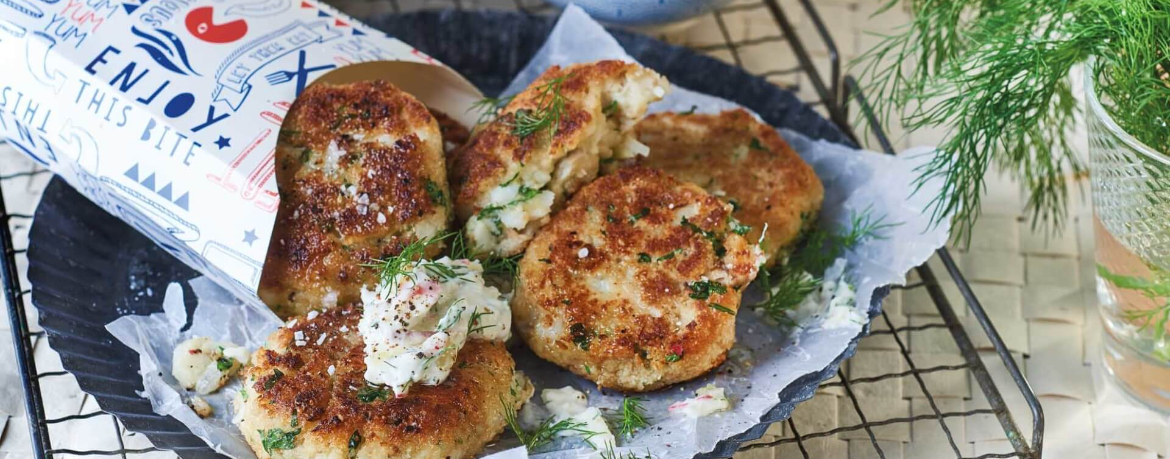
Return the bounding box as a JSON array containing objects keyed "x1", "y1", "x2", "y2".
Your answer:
[
  {"x1": 469, "y1": 94, "x2": 515, "y2": 125},
  {"x1": 609, "y1": 397, "x2": 651, "y2": 437},
  {"x1": 470, "y1": 73, "x2": 571, "y2": 139},
  {"x1": 501, "y1": 398, "x2": 603, "y2": 451},
  {"x1": 361, "y1": 233, "x2": 460, "y2": 293},
  {"x1": 853, "y1": 0, "x2": 1170, "y2": 244},
  {"x1": 448, "y1": 229, "x2": 521, "y2": 280},
  {"x1": 600, "y1": 443, "x2": 654, "y2": 459},
  {"x1": 509, "y1": 74, "x2": 570, "y2": 138},
  {"x1": 754, "y1": 207, "x2": 897, "y2": 324}
]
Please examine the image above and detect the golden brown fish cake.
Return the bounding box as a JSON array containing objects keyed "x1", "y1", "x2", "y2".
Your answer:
[
  {"x1": 632, "y1": 109, "x2": 823, "y2": 267},
  {"x1": 259, "y1": 81, "x2": 452, "y2": 318},
  {"x1": 448, "y1": 60, "x2": 669, "y2": 257},
  {"x1": 234, "y1": 306, "x2": 532, "y2": 459},
  {"x1": 512, "y1": 166, "x2": 761, "y2": 391}
]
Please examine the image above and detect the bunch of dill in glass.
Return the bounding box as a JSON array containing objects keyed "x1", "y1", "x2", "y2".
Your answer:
[{"x1": 854, "y1": 0, "x2": 1170, "y2": 242}]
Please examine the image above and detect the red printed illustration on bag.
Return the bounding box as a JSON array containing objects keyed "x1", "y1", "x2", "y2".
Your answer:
[{"x1": 185, "y1": 6, "x2": 248, "y2": 44}]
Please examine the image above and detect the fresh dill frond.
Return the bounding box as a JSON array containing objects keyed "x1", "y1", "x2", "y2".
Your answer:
[
  {"x1": 447, "y1": 230, "x2": 522, "y2": 280},
  {"x1": 508, "y1": 74, "x2": 570, "y2": 139},
  {"x1": 361, "y1": 233, "x2": 459, "y2": 293},
  {"x1": 467, "y1": 306, "x2": 497, "y2": 335},
  {"x1": 469, "y1": 94, "x2": 515, "y2": 125},
  {"x1": 852, "y1": 0, "x2": 1170, "y2": 244},
  {"x1": 501, "y1": 398, "x2": 602, "y2": 451},
  {"x1": 753, "y1": 207, "x2": 897, "y2": 325},
  {"x1": 600, "y1": 443, "x2": 655, "y2": 459},
  {"x1": 610, "y1": 397, "x2": 651, "y2": 437}
]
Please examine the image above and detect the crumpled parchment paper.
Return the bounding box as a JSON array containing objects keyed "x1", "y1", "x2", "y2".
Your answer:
[{"x1": 105, "y1": 4, "x2": 949, "y2": 459}]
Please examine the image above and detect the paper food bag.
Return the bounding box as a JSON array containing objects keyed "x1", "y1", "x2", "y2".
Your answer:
[{"x1": 0, "y1": 0, "x2": 479, "y2": 305}]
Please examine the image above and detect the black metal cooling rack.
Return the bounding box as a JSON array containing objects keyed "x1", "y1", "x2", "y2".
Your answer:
[{"x1": 1, "y1": 0, "x2": 1043, "y2": 457}]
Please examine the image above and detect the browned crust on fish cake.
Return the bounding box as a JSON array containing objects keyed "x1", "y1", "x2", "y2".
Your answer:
[
  {"x1": 236, "y1": 306, "x2": 524, "y2": 459},
  {"x1": 428, "y1": 108, "x2": 471, "y2": 148},
  {"x1": 512, "y1": 166, "x2": 759, "y2": 391},
  {"x1": 633, "y1": 109, "x2": 824, "y2": 267},
  {"x1": 259, "y1": 81, "x2": 451, "y2": 318}
]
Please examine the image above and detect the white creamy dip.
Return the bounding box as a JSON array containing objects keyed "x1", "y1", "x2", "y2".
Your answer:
[
  {"x1": 541, "y1": 386, "x2": 616, "y2": 449},
  {"x1": 359, "y1": 257, "x2": 511, "y2": 396},
  {"x1": 668, "y1": 384, "x2": 731, "y2": 418}
]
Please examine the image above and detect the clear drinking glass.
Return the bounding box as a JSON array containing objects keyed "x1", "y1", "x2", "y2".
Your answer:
[{"x1": 1087, "y1": 67, "x2": 1170, "y2": 412}]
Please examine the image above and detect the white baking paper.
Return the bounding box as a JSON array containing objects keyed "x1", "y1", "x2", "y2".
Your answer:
[
  {"x1": 104, "y1": 4, "x2": 950, "y2": 459},
  {"x1": 106, "y1": 278, "x2": 282, "y2": 457}
]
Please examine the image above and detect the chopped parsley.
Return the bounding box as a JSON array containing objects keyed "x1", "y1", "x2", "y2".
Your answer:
[
  {"x1": 216, "y1": 357, "x2": 234, "y2": 372},
  {"x1": 628, "y1": 207, "x2": 650, "y2": 223},
  {"x1": 729, "y1": 217, "x2": 752, "y2": 236},
  {"x1": 424, "y1": 180, "x2": 446, "y2": 206},
  {"x1": 680, "y1": 105, "x2": 697, "y2": 115},
  {"x1": 637, "y1": 253, "x2": 652, "y2": 263},
  {"x1": 478, "y1": 186, "x2": 543, "y2": 219},
  {"x1": 688, "y1": 280, "x2": 727, "y2": 300},
  {"x1": 749, "y1": 137, "x2": 768, "y2": 151},
  {"x1": 665, "y1": 354, "x2": 682, "y2": 363},
  {"x1": 657, "y1": 249, "x2": 679, "y2": 261},
  {"x1": 707, "y1": 303, "x2": 735, "y2": 315},
  {"x1": 348, "y1": 431, "x2": 362, "y2": 458},
  {"x1": 258, "y1": 427, "x2": 300, "y2": 454},
  {"x1": 602, "y1": 100, "x2": 619, "y2": 115},
  {"x1": 356, "y1": 385, "x2": 390, "y2": 403},
  {"x1": 299, "y1": 148, "x2": 312, "y2": 164},
  {"x1": 263, "y1": 369, "x2": 283, "y2": 391},
  {"x1": 681, "y1": 216, "x2": 727, "y2": 257},
  {"x1": 569, "y1": 323, "x2": 593, "y2": 351}
]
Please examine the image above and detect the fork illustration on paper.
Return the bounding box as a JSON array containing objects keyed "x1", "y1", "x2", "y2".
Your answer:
[{"x1": 263, "y1": 49, "x2": 335, "y2": 96}]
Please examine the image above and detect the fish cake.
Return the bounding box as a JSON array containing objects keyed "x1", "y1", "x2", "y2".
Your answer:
[
  {"x1": 259, "y1": 81, "x2": 452, "y2": 318},
  {"x1": 448, "y1": 60, "x2": 669, "y2": 257},
  {"x1": 632, "y1": 109, "x2": 823, "y2": 267},
  {"x1": 512, "y1": 166, "x2": 761, "y2": 391},
  {"x1": 234, "y1": 306, "x2": 532, "y2": 459}
]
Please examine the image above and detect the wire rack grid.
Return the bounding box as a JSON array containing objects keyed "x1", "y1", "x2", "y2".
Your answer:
[{"x1": 1, "y1": 0, "x2": 1043, "y2": 458}]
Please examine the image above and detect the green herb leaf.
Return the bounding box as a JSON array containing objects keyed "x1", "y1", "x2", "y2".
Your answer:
[
  {"x1": 424, "y1": 180, "x2": 446, "y2": 207},
  {"x1": 749, "y1": 137, "x2": 768, "y2": 151},
  {"x1": 611, "y1": 397, "x2": 651, "y2": 437},
  {"x1": 263, "y1": 369, "x2": 283, "y2": 391},
  {"x1": 637, "y1": 253, "x2": 652, "y2": 263},
  {"x1": 707, "y1": 303, "x2": 735, "y2": 315},
  {"x1": 657, "y1": 250, "x2": 679, "y2": 261},
  {"x1": 356, "y1": 385, "x2": 390, "y2": 403},
  {"x1": 470, "y1": 94, "x2": 515, "y2": 125},
  {"x1": 502, "y1": 397, "x2": 604, "y2": 451},
  {"x1": 687, "y1": 280, "x2": 727, "y2": 300},
  {"x1": 258, "y1": 427, "x2": 300, "y2": 454},
  {"x1": 216, "y1": 357, "x2": 234, "y2": 372},
  {"x1": 628, "y1": 207, "x2": 650, "y2": 223},
  {"x1": 347, "y1": 431, "x2": 362, "y2": 459},
  {"x1": 569, "y1": 323, "x2": 593, "y2": 351},
  {"x1": 665, "y1": 354, "x2": 681, "y2": 363},
  {"x1": 680, "y1": 105, "x2": 697, "y2": 116},
  {"x1": 507, "y1": 74, "x2": 570, "y2": 139},
  {"x1": 728, "y1": 217, "x2": 751, "y2": 236},
  {"x1": 602, "y1": 100, "x2": 619, "y2": 116}
]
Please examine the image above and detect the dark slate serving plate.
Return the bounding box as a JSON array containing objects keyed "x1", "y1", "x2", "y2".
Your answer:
[{"x1": 27, "y1": 10, "x2": 879, "y2": 459}]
